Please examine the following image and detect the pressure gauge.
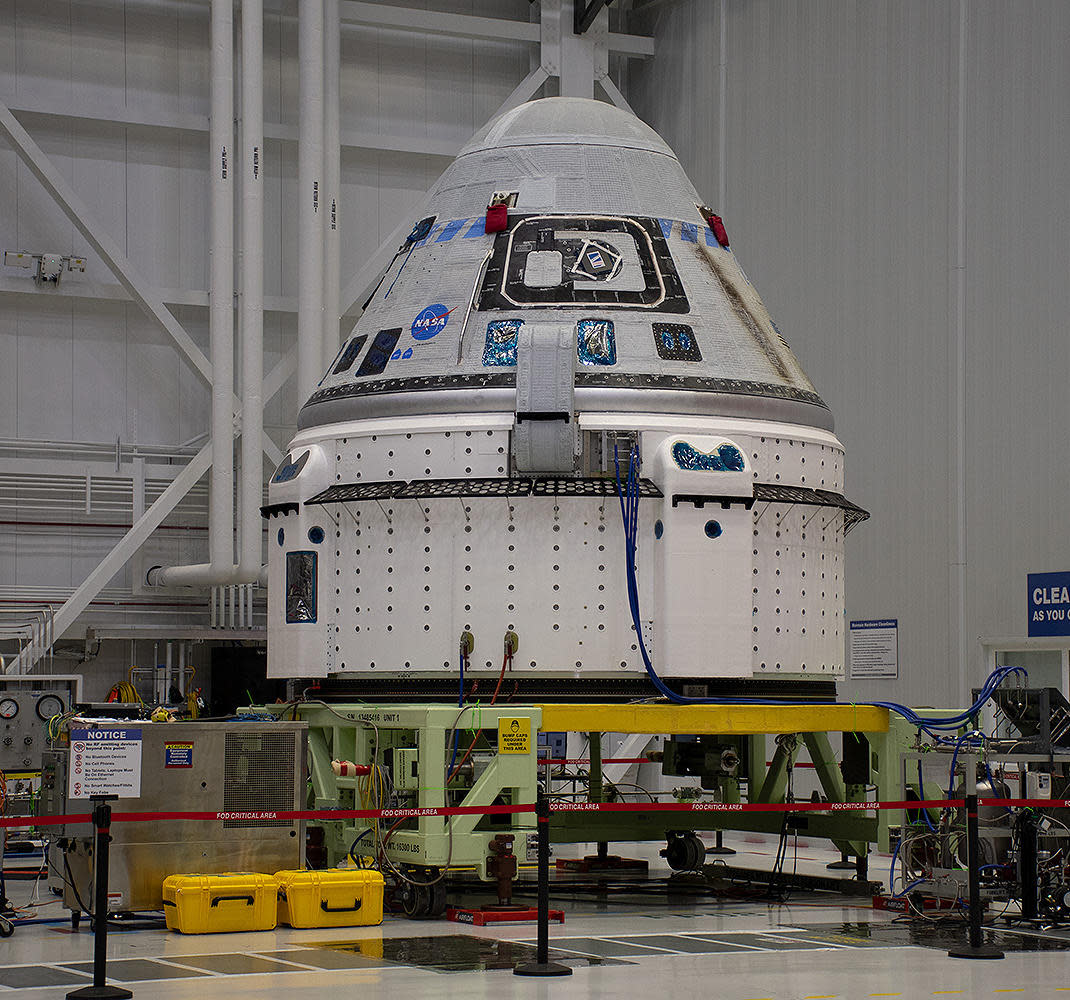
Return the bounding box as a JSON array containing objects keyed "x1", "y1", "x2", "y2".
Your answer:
[
  {"x1": 35, "y1": 694, "x2": 65, "y2": 721},
  {"x1": 0, "y1": 698, "x2": 18, "y2": 720}
]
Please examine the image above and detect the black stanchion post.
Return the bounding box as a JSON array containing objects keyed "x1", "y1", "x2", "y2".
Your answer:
[
  {"x1": 948, "y1": 793, "x2": 1004, "y2": 960},
  {"x1": 514, "y1": 792, "x2": 572, "y2": 978},
  {"x1": 67, "y1": 797, "x2": 133, "y2": 1000}
]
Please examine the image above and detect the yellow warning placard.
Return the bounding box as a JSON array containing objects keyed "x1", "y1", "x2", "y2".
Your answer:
[{"x1": 497, "y1": 717, "x2": 531, "y2": 754}]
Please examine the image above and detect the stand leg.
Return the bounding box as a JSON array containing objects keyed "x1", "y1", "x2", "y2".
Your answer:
[
  {"x1": 707, "y1": 829, "x2": 735, "y2": 856},
  {"x1": 514, "y1": 794, "x2": 571, "y2": 978}
]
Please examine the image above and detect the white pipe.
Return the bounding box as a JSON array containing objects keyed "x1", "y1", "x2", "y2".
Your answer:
[
  {"x1": 165, "y1": 641, "x2": 173, "y2": 703},
  {"x1": 208, "y1": 0, "x2": 235, "y2": 574},
  {"x1": 148, "y1": 0, "x2": 264, "y2": 590},
  {"x1": 298, "y1": 0, "x2": 326, "y2": 403},
  {"x1": 323, "y1": 0, "x2": 341, "y2": 372},
  {"x1": 238, "y1": 0, "x2": 265, "y2": 582},
  {"x1": 149, "y1": 0, "x2": 235, "y2": 588}
]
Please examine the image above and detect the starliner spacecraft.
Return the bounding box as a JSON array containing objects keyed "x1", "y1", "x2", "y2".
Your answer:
[{"x1": 264, "y1": 97, "x2": 866, "y2": 693}]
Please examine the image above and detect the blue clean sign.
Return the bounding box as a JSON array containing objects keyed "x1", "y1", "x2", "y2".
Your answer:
[{"x1": 1028, "y1": 572, "x2": 1070, "y2": 636}]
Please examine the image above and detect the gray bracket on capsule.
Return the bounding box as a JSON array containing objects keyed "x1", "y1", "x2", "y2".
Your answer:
[{"x1": 513, "y1": 322, "x2": 577, "y2": 474}]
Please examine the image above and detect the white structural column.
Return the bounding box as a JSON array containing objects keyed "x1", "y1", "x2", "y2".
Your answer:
[
  {"x1": 323, "y1": 0, "x2": 342, "y2": 367},
  {"x1": 148, "y1": 0, "x2": 240, "y2": 589},
  {"x1": 239, "y1": 0, "x2": 265, "y2": 579},
  {"x1": 298, "y1": 0, "x2": 326, "y2": 404},
  {"x1": 208, "y1": 0, "x2": 236, "y2": 575}
]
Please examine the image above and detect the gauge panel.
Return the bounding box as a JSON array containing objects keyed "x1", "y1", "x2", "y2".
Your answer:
[{"x1": 35, "y1": 693, "x2": 66, "y2": 721}]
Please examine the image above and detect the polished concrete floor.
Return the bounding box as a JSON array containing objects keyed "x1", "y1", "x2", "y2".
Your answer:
[{"x1": 4, "y1": 836, "x2": 1069, "y2": 999}]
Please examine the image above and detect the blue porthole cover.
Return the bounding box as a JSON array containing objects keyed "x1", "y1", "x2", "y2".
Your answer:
[
  {"x1": 705, "y1": 520, "x2": 723, "y2": 539},
  {"x1": 277, "y1": 527, "x2": 285, "y2": 546},
  {"x1": 672, "y1": 441, "x2": 745, "y2": 472},
  {"x1": 308, "y1": 526, "x2": 325, "y2": 545},
  {"x1": 654, "y1": 519, "x2": 664, "y2": 539},
  {"x1": 272, "y1": 450, "x2": 310, "y2": 483}
]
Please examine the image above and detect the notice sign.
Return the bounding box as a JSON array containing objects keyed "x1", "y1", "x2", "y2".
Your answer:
[
  {"x1": 849, "y1": 619, "x2": 898, "y2": 679},
  {"x1": 1028, "y1": 572, "x2": 1070, "y2": 636},
  {"x1": 498, "y1": 717, "x2": 531, "y2": 755},
  {"x1": 68, "y1": 728, "x2": 143, "y2": 799}
]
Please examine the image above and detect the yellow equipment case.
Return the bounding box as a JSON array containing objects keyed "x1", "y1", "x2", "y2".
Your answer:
[
  {"x1": 275, "y1": 868, "x2": 385, "y2": 928},
  {"x1": 162, "y1": 873, "x2": 279, "y2": 934}
]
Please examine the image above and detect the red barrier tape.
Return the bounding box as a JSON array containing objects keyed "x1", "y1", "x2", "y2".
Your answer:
[
  {"x1": 542, "y1": 757, "x2": 652, "y2": 766},
  {"x1": 2, "y1": 798, "x2": 1064, "y2": 829}
]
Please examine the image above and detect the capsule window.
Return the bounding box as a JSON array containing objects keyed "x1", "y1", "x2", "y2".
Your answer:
[
  {"x1": 285, "y1": 551, "x2": 317, "y2": 624},
  {"x1": 355, "y1": 328, "x2": 402, "y2": 377},
  {"x1": 332, "y1": 334, "x2": 368, "y2": 375},
  {"x1": 653, "y1": 322, "x2": 701, "y2": 362}
]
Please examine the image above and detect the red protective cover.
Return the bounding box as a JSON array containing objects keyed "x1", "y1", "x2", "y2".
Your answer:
[
  {"x1": 707, "y1": 213, "x2": 730, "y2": 247},
  {"x1": 485, "y1": 203, "x2": 509, "y2": 233}
]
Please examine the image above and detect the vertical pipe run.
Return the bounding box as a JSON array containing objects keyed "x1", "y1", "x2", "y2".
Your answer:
[
  {"x1": 298, "y1": 0, "x2": 326, "y2": 403},
  {"x1": 209, "y1": 0, "x2": 235, "y2": 572},
  {"x1": 165, "y1": 641, "x2": 173, "y2": 703},
  {"x1": 239, "y1": 0, "x2": 265, "y2": 582},
  {"x1": 323, "y1": 0, "x2": 342, "y2": 372}
]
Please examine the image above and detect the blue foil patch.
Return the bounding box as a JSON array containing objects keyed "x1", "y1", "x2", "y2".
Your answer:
[
  {"x1": 483, "y1": 320, "x2": 522, "y2": 366},
  {"x1": 577, "y1": 319, "x2": 616, "y2": 366},
  {"x1": 672, "y1": 441, "x2": 746, "y2": 472}
]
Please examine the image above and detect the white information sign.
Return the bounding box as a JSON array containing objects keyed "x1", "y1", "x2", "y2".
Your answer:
[
  {"x1": 848, "y1": 619, "x2": 899, "y2": 679},
  {"x1": 68, "y1": 728, "x2": 143, "y2": 799}
]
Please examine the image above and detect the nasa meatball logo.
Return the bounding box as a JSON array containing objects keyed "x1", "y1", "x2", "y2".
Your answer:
[{"x1": 411, "y1": 304, "x2": 452, "y2": 341}]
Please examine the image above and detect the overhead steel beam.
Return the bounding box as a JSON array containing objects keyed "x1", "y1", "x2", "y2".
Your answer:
[
  {"x1": 340, "y1": 1, "x2": 540, "y2": 43},
  {"x1": 0, "y1": 275, "x2": 297, "y2": 313},
  {"x1": 264, "y1": 346, "x2": 298, "y2": 404},
  {"x1": 4, "y1": 96, "x2": 459, "y2": 159},
  {"x1": 4, "y1": 444, "x2": 212, "y2": 673},
  {"x1": 0, "y1": 100, "x2": 214, "y2": 387},
  {"x1": 575, "y1": 0, "x2": 613, "y2": 34},
  {"x1": 596, "y1": 71, "x2": 635, "y2": 114},
  {"x1": 492, "y1": 65, "x2": 552, "y2": 118}
]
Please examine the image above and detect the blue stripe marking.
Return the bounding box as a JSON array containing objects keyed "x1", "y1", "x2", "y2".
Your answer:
[
  {"x1": 435, "y1": 218, "x2": 469, "y2": 242},
  {"x1": 410, "y1": 216, "x2": 719, "y2": 250}
]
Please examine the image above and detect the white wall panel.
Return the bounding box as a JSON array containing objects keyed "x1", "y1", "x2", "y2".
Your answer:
[
  {"x1": 631, "y1": 0, "x2": 1070, "y2": 709},
  {"x1": 71, "y1": 301, "x2": 127, "y2": 441},
  {"x1": 963, "y1": 0, "x2": 1070, "y2": 654}
]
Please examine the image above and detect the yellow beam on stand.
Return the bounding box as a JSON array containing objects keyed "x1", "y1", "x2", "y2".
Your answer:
[{"x1": 535, "y1": 702, "x2": 888, "y2": 735}]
